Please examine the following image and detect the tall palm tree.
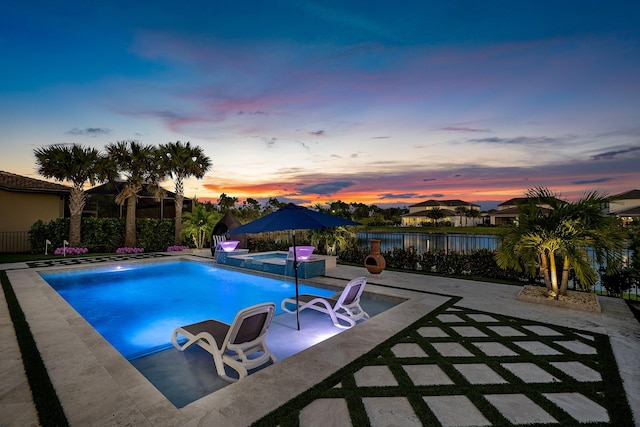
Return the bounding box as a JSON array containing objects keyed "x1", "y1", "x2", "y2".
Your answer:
[
  {"x1": 105, "y1": 141, "x2": 157, "y2": 248},
  {"x1": 427, "y1": 207, "x2": 446, "y2": 226},
  {"x1": 495, "y1": 187, "x2": 625, "y2": 296},
  {"x1": 467, "y1": 207, "x2": 482, "y2": 226},
  {"x1": 34, "y1": 144, "x2": 108, "y2": 247},
  {"x1": 455, "y1": 206, "x2": 470, "y2": 226},
  {"x1": 158, "y1": 141, "x2": 211, "y2": 245}
]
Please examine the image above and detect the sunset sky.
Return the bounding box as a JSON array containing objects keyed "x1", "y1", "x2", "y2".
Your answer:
[{"x1": 1, "y1": 1, "x2": 639, "y2": 210}]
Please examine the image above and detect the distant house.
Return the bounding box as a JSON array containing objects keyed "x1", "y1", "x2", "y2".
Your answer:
[
  {"x1": 489, "y1": 197, "x2": 556, "y2": 226},
  {"x1": 401, "y1": 199, "x2": 482, "y2": 227},
  {"x1": 609, "y1": 189, "x2": 640, "y2": 225},
  {"x1": 84, "y1": 181, "x2": 192, "y2": 219},
  {"x1": 0, "y1": 171, "x2": 71, "y2": 252}
]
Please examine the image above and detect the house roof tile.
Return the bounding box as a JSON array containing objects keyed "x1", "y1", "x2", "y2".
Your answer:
[
  {"x1": 0, "y1": 170, "x2": 71, "y2": 194},
  {"x1": 402, "y1": 208, "x2": 457, "y2": 217},
  {"x1": 409, "y1": 199, "x2": 480, "y2": 208},
  {"x1": 611, "y1": 189, "x2": 640, "y2": 200}
]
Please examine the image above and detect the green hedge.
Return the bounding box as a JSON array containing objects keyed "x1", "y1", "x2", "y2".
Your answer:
[
  {"x1": 339, "y1": 245, "x2": 527, "y2": 283},
  {"x1": 28, "y1": 218, "x2": 177, "y2": 253}
]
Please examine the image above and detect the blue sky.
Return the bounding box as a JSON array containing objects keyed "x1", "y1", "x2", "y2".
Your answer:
[{"x1": 1, "y1": 0, "x2": 639, "y2": 210}]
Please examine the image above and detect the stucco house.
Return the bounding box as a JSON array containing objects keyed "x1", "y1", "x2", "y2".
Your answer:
[
  {"x1": 608, "y1": 189, "x2": 640, "y2": 225},
  {"x1": 0, "y1": 171, "x2": 71, "y2": 252},
  {"x1": 401, "y1": 199, "x2": 482, "y2": 227},
  {"x1": 489, "y1": 197, "x2": 556, "y2": 226}
]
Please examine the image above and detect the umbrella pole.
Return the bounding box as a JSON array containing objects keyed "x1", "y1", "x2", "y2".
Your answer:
[{"x1": 292, "y1": 232, "x2": 300, "y2": 330}]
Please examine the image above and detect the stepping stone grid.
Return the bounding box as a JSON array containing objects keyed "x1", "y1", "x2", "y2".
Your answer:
[
  {"x1": 27, "y1": 252, "x2": 168, "y2": 268},
  {"x1": 253, "y1": 300, "x2": 633, "y2": 426}
]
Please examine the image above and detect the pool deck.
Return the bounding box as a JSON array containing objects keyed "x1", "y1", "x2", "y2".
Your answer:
[{"x1": 1, "y1": 252, "x2": 639, "y2": 426}]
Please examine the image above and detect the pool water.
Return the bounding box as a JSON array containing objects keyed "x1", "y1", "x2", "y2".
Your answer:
[
  {"x1": 40, "y1": 260, "x2": 334, "y2": 360},
  {"x1": 250, "y1": 253, "x2": 287, "y2": 260}
]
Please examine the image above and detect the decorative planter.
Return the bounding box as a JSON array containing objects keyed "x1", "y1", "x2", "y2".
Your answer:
[{"x1": 364, "y1": 239, "x2": 386, "y2": 274}]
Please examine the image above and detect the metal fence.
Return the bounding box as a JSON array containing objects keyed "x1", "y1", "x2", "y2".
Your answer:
[
  {"x1": 357, "y1": 232, "x2": 501, "y2": 253},
  {"x1": 0, "y1": 231, "x2": 31, "y2": 253}
]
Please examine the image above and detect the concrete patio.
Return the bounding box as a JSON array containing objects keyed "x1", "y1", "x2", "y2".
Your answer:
[{"x1": 1, "y1": 255, "x2": 639, "y2": 426}]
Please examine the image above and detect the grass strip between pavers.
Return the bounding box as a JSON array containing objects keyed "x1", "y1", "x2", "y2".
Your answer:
[
  {"x1": 252, "y1": 297, "x2": 460, "y2": 427},
  {"x1": 25, "y1": 252, "x2": 168, "y2": 268},
  {"x1": 252, "y1": 296, "x2": 634, "y2": 427},
  {"x1": 0, "y1": 270, "x2": 69, "y2": 426}
]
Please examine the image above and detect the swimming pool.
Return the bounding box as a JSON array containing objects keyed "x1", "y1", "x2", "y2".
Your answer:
[{"x1": 40, "y1": 260, "x2": 334, "y2": 360}]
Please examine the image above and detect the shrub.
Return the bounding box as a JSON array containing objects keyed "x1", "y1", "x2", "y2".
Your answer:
[
  {"x1": 136, "y1": 218, "x2": 175, "y2": 252},
  {"x1": 167, "y1": 245, "x2": 189, "y2": 252},
  {"x1": 338, "y1": 245, "x2": 525, "y2": 282},
  {"x1": 29, "y1": 217, "x2": 174, "y2": 254},
  {"x1": 247, "y1": 237, "x2": 291, "y2": 253},
  {"x1": 600, "y1": 269, "x2": 636, "y2": 296},
  {"x1": 116, "y1": 247, "x2": 144, "y2": 254},
  {"x1": 81, "y1": 217, "x2": 125, "y2": 253},
  {"x1": 336, "y1": 244, "x2": 368, "y2": 264},
  {"x1": 29, "y1": 218, "x2": 70, "y2": 254},
  {"x1": 53, "y1": 247, "x2": 88, "y2": 256}
]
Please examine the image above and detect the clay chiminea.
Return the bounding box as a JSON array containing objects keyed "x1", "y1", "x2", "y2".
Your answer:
[{"x1": 364, "y1": 239, "x2": 386, "y2": 274}]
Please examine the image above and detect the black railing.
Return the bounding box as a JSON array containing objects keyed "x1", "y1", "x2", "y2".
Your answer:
[{"x1": 357, "y1": 232, "x2": 501, "y2": 253}]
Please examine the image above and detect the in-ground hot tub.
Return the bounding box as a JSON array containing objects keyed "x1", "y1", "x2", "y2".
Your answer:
[{"x1": 215, "y1": 250, "x2": 334, "y2": 278}]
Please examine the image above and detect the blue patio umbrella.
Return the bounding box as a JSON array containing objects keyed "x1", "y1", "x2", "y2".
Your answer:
[{"x1": 226, "y1": 203, "x2": 360, "y2": 330}]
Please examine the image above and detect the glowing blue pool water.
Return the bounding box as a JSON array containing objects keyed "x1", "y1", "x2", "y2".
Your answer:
[{"x1": 40, "y1": 260, "x2": 334, "y2": 360}]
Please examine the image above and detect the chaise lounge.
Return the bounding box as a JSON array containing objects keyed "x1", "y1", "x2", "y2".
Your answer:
[
  {"x1": 281, "y1": 277, "x2": 369, "y2": 328},
  {"x1": 171, "y1": 302, "x2": 277, "y2": 382}
]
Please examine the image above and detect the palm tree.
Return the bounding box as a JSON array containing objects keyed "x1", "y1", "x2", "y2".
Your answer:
[
  {"x1": 34, "y1": 144, "x2": 108, "y2": 247},
  {"x1": 427, "y1": 207, "x2": 446, "y2": 226},
  {"x1": 307, "y1": 226, "x2": 357, "y2": 255},
  {"x1": 455, "y1": 206, "x2": 470, "y2": 226},
  {"x1": 495, "y1": 187, "x2": 625, "y2": 296},
  {"x1": 182, "y1": 203, "x2": 216, "y2": 249},
  {"x1": 467, "y1": 207, "x2": 482, "y2": 226},
  {"x1": 158, "y1": 141, "x2": 211, "y2": 245},
  {"x1": 218, "y1": 193, "x2": 238, "y2": 212},
  {"x1": 105, "y1": 141, "x2": 157, "y2": 248}
]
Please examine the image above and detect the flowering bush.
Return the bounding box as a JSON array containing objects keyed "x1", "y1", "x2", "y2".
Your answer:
[
  {"x1": 166, "y1": 245, "x2": 189, "y2": 252},
  {"x1": 54, "y1": 247, "x2": 88, "y2": 256},
  {"x1": 116, "y1": 247, "x2": 145, "y2": 254}
]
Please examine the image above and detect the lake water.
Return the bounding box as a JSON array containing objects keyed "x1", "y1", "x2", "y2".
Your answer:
[{"x1": 357, "y1": 232, "x2": 500, "y2": 253}]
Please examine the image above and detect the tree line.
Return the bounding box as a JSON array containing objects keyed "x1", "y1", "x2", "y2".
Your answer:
[{"x1": 197, "y1": 194, "x2": 409, "y2": 225}]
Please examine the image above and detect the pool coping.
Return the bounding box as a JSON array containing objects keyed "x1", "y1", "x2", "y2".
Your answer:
[
  {"x1": 5, "y1": 256, "x2": 640, "y2": 426},
  {"x1": 6, "y1": 255, "x2": 424, "y2": 426}
]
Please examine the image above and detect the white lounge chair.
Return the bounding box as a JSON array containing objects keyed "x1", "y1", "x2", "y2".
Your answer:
[
  {"x1": 171, "y1": 302, "x2": 277, "y2": 382},
  {"x1": 281, "y1": 277, "x2": 369, "y2": 328}
]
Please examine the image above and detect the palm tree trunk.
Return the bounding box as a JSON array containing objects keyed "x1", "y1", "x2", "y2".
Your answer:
[
  {"x1": 173, "y1": 175, "x2": 184, "y2": 245},
  {"x1": 68, "y1": 186, "x2": 86, "y2": 247},
  {"x1": 125, "y1": 194, "x2": 137, "y2": 248},
  {"x1": 539, "y1": 251, "x2": 552, "y2": 291},
  {"x1": 548, "y1": 252, "x2": 559, "y2": 296},
  {"x1": 174, "y1": 194, "x2": 183, "y2": 245},
  {"x1": 560, "y1": 257, "x2": 570, "y2": 296}
]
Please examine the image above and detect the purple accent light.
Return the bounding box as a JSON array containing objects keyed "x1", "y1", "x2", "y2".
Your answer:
[
  {"x1": 290, "y1": 246, "x2": 315, "y2": 260},
  {"x1": 218, "y1": 240, "x2": 239, "y2": 252}
]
